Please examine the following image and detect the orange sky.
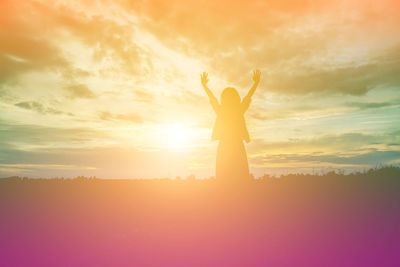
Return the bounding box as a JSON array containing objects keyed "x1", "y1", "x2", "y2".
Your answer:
[{"x1": 0, "y1": 0, "x2": 399, "y2": 178}]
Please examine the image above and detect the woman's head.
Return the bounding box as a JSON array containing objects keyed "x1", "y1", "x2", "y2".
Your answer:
[{"x1": 221, "y1": 87, "x2": 241, "y2": 107}]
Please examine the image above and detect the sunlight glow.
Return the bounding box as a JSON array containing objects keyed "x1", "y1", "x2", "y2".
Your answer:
[{"x1": 166, "y1": 123, "x2": 193, "y2": 149}]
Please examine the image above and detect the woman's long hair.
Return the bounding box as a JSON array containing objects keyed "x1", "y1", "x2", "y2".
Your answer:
[{"x1": 221, "y1": 87, "x2": 241, "y2": 109}]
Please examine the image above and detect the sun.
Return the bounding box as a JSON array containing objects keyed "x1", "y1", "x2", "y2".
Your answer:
[{"x1": 167, "y1": 123, "x2": 192, "y2": 149}]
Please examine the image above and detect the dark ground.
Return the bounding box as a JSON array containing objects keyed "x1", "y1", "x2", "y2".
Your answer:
[{"x1": 1, "y1": 167, "x2": 399, "y2": 267}]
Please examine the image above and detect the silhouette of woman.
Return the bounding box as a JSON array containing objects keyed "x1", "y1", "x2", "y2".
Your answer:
[{"x1": 201, "y1": 70, "x2": 261, "y2": 182}]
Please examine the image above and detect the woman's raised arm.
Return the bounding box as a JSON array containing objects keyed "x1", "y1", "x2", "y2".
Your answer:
[
  {"x1": 245, "y1": 69, "x2": 261, "y2": 99},
  {"x1": 201, "y1": 72, "x2": 219, "y2": 112},
  {"x1": 201, "y1": 72, "x2": 217, "y2": 100}
]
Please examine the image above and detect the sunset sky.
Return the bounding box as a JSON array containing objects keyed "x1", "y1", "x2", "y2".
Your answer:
[{"x1": 1, "y1": 0, "x2": 399, "y2": 178}]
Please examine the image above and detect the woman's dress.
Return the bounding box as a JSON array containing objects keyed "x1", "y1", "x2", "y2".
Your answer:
[{"x1": 209, "y1": 95, "x2": 251, "y2": 182}]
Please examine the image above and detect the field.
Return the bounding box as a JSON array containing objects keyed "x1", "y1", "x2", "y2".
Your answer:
[{"x1": 1, "y1": 167, "x2": 399, "y2": 267}]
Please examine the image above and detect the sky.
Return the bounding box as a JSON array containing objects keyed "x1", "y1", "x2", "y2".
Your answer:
[{"x1": 0, "y1": 0, "x2": 399, "y2": 178}]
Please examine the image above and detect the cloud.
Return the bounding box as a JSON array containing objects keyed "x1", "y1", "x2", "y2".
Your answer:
[
  {"x1": 171, "y1": 88, "x2": 207, "y2": 108},
  {"x1": 99, "y1": 111, "x2": 143, "y2": 123},
  {"x1": 0, "y1": 120, "x2": 107, "y2": 147},
  {"x1": 134, "y1": 90, "x2": 155, "y2": 103},
  {"x1": 0, "y1": 29, "x2": 69, "y2": 85},
  {"x1": 249, "y1": 131, "x2": 400, "y2": 155},
  {"x1": 263, "y1": 50, "x2": 400, "y2": 95},
  {"x1": 251, "y1": 150, "x2": 400, "y2": 167},
  {"x1": 14, "y1": 101, "x2": 69, "y2": 115},
  {"x1": 126, "y1": 0, "x2": 400, "y2": 96},
  {"x1": 0, "y1": 2, "x2": 71, "y2": 85},
  {"x1": 0, "y1": 163, "x2": 96, "y2": 171},
  {"x1": 64, "y1": 84, "x2": 96, "y2": 99},
  {"x1": 43, "y1": 4, "x2": 151, "y2": 78},
  {"x1": 0, "y1": 1, "x2": 149, "y2": 97},
  {"x1": 346, "y1": 100, "x2": 400, "y2": 110}
]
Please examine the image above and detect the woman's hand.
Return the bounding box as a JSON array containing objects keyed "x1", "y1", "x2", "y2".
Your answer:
[
  {"x1": 245, "y1": 69, "x2": 261, "y2": 99},
  {"x1": 252, "y1": 69, "x2": 261, "y2": 84},
  {"x1": 200, "y1": 72, "x2": 216, "y2": 100},
  {"x1": 201, "y1": 72, "x2": 209, "y2": 86}
]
